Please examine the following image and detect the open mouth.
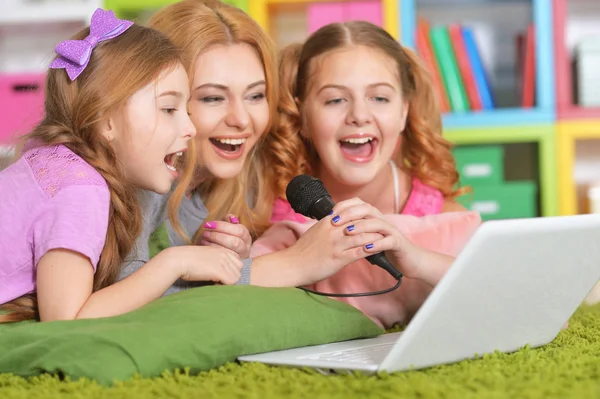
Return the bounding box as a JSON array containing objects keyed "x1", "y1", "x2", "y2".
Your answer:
[
  {"x1": 210, "y1": 137, "x2": 246, "y2": 160},
  {"x1": 339, "y1": 137, "x2": 377, "y2": 162},
  {"x1": 164, "y1": 151, "x2": 183, "y2": 174}
]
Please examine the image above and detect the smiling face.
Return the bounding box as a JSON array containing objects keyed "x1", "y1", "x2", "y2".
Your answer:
[
  {"x1": 107, "y1": 63, "x2": 196, "y2": 194},
  {"x1": 189, "y1": 42, "x2": 269, "y2": 180},
  {"x1": 301, "y1": 45, "x2": 409, "y2": 188}
]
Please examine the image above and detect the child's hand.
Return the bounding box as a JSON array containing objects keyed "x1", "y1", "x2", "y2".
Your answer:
[
  {"x1": 178, "y1": 246, "x2": 243, "y2": 285},
  {"x1": 199, "y1": 215, "x2": 252, "y2": 258},
  {"x1": 331, "y1": 199, "x2": 453, "y2": 285},
  {"x1": 286, "y1": 198, "x2": 385, "y2": 283}
]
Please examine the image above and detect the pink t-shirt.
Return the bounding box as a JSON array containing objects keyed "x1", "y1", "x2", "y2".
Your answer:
[
  {"x1": 251, "y1": 177, "x2": 479, "y2": 328},
  {"x1": 0, "y1": 144, "x2": 110, "y2": 304},
  {"x1": 270, "y1": 177, "x2": 444, "y2": 223}
]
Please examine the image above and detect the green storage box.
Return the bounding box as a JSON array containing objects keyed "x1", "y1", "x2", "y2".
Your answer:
[
  {"x1": 223, "y1": 0, "x2": 249, "y2": 12},
  {"x1": 106, "y1": 0, "x2": 249, "y2": 17},
  {"x1": 105, "y1": 0, "x2": 179, "y2": 18},
  {"x1": 457, "y1": 181, "x2": 537, "y2": 221},
  {"x1": 453, "y1": 145, "x2": 504, "y2": 186}
]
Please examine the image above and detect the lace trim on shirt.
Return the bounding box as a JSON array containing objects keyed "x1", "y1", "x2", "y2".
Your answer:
[
  {"x1": 24, "y1": 145, "x2": 107, "y2": 198},
  {"x1": 401, "y1": 178, "x2": 444, "y2": 216}
]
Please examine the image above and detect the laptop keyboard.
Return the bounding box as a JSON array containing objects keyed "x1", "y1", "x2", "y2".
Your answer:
[{"x1": 298, "y1": 342, "x2": 394, "y2": 365}]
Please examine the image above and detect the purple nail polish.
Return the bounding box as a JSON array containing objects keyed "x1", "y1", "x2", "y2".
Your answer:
[
  {"x1": 204, "y1": 222, "x2": 216, "y2": 229},
  {"x1": 366, "y1": 243, "x2": 374, "y2": 250},
  {"x1": 347, "y1": 225, "x2": 355, "y2": 232},
  {"x1": 229, "y1": 216, "x2": 239, "y2": 224},
  {"x1": 328, "y1": 210, "x2": 334, "y2": 215},
  {"x1": 332, "y1": 215, "x2": 340, "y2": 223}
]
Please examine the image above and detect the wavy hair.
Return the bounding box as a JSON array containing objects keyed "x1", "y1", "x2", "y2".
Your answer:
[
  {"x1": 277, "y1": 21, "x2": 466, "y2": 200},
  {"x1": 148, "y1": 0, "x2": 280, "y2": 240},
  {"x1": 0, "y1": 24, "x2": 186, "y2": 322}
]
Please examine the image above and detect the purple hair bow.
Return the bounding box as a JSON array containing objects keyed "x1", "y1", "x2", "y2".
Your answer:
[{"x1": 49, "y1": 8, "x2": 134, "y2": 81}]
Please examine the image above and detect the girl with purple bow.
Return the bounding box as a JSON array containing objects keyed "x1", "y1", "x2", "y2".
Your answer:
[{"x1": 0, "y1": 9, "x2": 244, "y2": 323}]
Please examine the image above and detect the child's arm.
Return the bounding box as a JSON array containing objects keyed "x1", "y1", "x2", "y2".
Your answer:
[
  {"x1": 32, "y1": 187, "x2": 242, "y2": 322},
  {"x1": 36, "y1": 245, "x2": 241, "y2": 321},
  {"x1": 330, "y1": 198, "x2": 480, "y2": 287}
]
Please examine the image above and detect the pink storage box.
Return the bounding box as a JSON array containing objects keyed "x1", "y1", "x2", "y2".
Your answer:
[
  {"x1": 307, "y1": 3, "x2": 345, "y2": 33},
  {"x1": 345, "y1": 1, "x2": 382, "y2": 26},
  {"x1": 0, "y1": 74, "x2": 45, "y2": 145},
  {"x1": 307, "y1": 0, "x2": 382, "y2": 34}
]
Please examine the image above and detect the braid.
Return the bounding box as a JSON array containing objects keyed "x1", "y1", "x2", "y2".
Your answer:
[
  {"x1": 0, "y1": 22, "x2": 183, "y2": 323},
  {"x1": 67, "y1": 136, "x2": 141, "y2": 291},
  {"x1": 0, "y1": 123, "x2": 141, "y2": 321}
]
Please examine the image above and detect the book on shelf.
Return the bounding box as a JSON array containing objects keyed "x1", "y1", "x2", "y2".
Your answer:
[
  {"x1": 517, "y1": 23, "x2": 536, "y2": 108},
  {"x1": 416, "y1": 19, "x2": 520, "y2": 114}
]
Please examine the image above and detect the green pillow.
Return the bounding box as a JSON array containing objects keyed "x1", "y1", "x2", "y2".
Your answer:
[{"x1": 0, "y1": 285, "x2": 383, "y2": 385}]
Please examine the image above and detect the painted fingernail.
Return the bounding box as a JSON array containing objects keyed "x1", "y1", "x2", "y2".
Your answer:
[
  {"x1": 347, "y1": 225, "x2": 354, "y2": 232},
  {"x1": 366, "y1": 243, "x2": 374, "y2": 250},
  {"x1": 229, "y1": 216, "x2": 240, "y2": 224},
  {"x1": 204, "y1": 222, "x2": 216, "y2": 229},
  {"x1": 328, "y1": 210, "x2": 334, "y2": 215},
  {"x1": 332, "y1": 215, "x2": 340, "y2": 223}
]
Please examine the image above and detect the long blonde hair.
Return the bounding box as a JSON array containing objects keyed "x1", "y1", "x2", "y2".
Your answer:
[
  {"x1": 277, "y1": 21, "x2": 466, "y2": 200},
  {"x1": 0, "y1": 24, "x2": 187, "y2": 322},
  {"x1": 148, "y1": 0, "x2": 280, "y2": 241}
]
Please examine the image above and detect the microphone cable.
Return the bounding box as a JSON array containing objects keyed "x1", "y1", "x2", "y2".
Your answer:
[{"x1": 298, "y1": 280, "x2": 402, "y2": 298}]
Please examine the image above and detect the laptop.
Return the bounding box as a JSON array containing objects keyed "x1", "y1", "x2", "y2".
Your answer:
[{"x1": 239, "y1": 214, "x2": 600, "y2": 374}]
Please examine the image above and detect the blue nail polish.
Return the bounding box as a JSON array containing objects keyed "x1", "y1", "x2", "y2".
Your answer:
[
  {"x1": 366, "y1": 243, "x2": 374, "y2": 250},
  {"x1": 328, "y1": 210, "x2": 334, "y2": 215},
  {"x1": 332, "y1": 215, "x2": 340, "y2": 223},
  {"x1": 347, "y1": 225, "x2": 354, "y2": 232}
]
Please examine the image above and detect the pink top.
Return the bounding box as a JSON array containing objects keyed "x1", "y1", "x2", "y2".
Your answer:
[
  {"x1": 271, "y1": 177, "x2": 444, "y2": 223},
  {"x1": 0, "y1": 144, "x2": 110, "y2": 304},
  {"x1": 251, "y1": 176, "x2": 481, "y2": 328}
]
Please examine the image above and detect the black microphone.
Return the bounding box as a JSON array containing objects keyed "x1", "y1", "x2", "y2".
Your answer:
[{"x1": 286, "y1": 174, "x2": 403, "y2": 281}]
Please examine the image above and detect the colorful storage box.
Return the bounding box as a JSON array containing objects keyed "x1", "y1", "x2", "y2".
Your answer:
[
  {"x1": 458, "y1": 181, "x2": 538, "y2": 221},
  {"x1": 107, "y1": 0, "x2": 248, "y2": 17},
  {"x1": 0, "y1": 73, "x2": 45, "y2": 145},
  {"x1": 307, "y1": 1, "x2": 382, "y2": 33},
  {"x1": 452, "y1": 145, "x2": 504, "y2": 186}
]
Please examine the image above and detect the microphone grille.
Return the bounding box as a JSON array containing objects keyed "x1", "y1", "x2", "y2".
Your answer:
[{"x1": 286, "y1": 175, "x2": 330, "y2": 216}]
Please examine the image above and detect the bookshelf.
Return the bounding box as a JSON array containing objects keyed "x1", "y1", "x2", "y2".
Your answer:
[
  {"x1": 554, "y1": 0, "x2": 600, "y2": 215},
  {"x1": 397, "y1": 0, "x2": 558, "y2": 220},
  {"x1": 447, "y1": 125, "x2": 556, "y2": 218},
  {"x1": 401, "y1": 0, "x2": 555, "y2": 130},
  {"x1": 250, "y1": 0, "x2": 399, "y2": 48},
  {"x1": 8, "y1": 0, "x2": 600, "y2": 220},
  {"x1": 0, "y1": 0, "x2": 101, "y2": 150}
]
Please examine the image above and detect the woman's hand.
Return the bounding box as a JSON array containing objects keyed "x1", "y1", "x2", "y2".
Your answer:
[{"x1": 199, "y1": 214, "x2": 252, "y2": 258}]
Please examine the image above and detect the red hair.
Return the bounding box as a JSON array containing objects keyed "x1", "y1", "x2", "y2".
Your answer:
[{"x1": 276, "y1": 21, "x2": 466, "y2": 200}]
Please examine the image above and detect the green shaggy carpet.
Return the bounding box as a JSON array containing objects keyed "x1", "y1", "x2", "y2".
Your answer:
[{"x1": 1, "y1": 305, "x2": 600, "y2": 399}]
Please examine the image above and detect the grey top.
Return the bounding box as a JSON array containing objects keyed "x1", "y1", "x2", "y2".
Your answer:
[{"x1": 118, "y1": 190, "x2": 252, "y2": 296}]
